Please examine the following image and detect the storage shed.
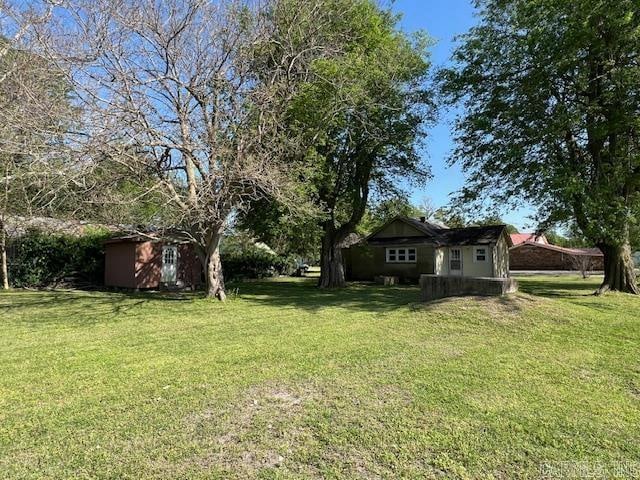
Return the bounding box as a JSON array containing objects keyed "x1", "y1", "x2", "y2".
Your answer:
[{"x1": 104, "y1": 235, "x2": 202, "y2": 290}]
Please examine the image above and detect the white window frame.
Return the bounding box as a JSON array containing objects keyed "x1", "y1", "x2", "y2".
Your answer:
[
  {"x1": 385, "y1": 247, "x2": 417, "y2": 263},
  {"x1": 161, "y1": 245, "x2": 178, "y2": 284},
  {"x1": 474, "y1": 246, "x2": 488, "y2": 263},
  {"x1": 449, "y1": 248, "x2": 462, "y2": 273}
]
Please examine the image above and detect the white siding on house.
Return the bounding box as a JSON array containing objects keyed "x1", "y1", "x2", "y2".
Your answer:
[
  {"x1": 460, "y1": 245, "x2": 493, "y2": 277},
  {"x1": 493, "y1": 236, "x2": 510, "y2": 277},
  {"x1": 433, "y1": 240, "x2": 509, "y2": 278},
  {"x1": 434, "y1": 248, "x2": 446, "y2": 275}
]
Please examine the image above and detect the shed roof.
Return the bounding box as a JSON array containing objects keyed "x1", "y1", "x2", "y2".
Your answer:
[{"x1": 104, "y1": 232, "x2": 192, "y2": 244}]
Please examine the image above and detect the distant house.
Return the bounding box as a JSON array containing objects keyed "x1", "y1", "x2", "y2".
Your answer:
[
  {"x1": 4, "y1": 215, "x2": 119, "y2": 238},
  {"x1": 509, "y1": 241, "x2": 603, "y2": 271},
  {"x1": 342, "y1": 216, "x2": 512, "y2": 282},
  {"x1": 510, "y1": 233, "x2": 549, "y2": 246},
  {"x1": 104, "y1": 235, "x2": 202, "y2": 290}
]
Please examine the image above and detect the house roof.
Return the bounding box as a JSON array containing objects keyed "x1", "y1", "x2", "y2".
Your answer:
[
  {"x1": 510, "y1": 241, "x2": 603, "y2": 257},
  {"x1": 401, "y1": 216, "x2": 449, "y2": 237},
  {"x1": 365, "y1": 216, "x2": 509, "y2": 248},
  {"x1": 366, "y1": 236, "x2": 439, "y2": 247},
  {"x1": 5, "y1": 215, "x2": 118, "y2": 239},
  {"x1": 364, "y1": 216, "x2": 443, "y2": 241},
  {"x1": 436, "y1": 225, "x2": 510, "y2": 246},
  {"x1": 510, "y1": 233, "x2": 548, "y2": 245}
]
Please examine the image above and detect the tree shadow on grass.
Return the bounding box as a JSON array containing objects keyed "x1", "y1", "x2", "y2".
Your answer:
[
  {"x1": 0, "y1": 289, "x2": 196, "y2": 326},
  {"x1": 516, "y1": 277, "x2": 599, "y2": 298},
  {"x1": 232, "y1": 278, "x2": 420, "y2": 313},
  {"x1": 569, "y1": 301, "x2": 622, "y2": 313}
]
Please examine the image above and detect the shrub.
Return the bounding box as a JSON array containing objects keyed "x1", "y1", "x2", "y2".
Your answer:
[
  {"x1": 221, "y1": 248, "x2": 296, "y2": 281},
  {"x1": 8, "y1": 229, "x2": 110, "y2": 288}
]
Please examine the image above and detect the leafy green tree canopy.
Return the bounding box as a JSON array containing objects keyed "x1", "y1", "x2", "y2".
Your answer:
[
  {"x1": 282, "y1": 0, "x2": 434, "y2": 287},
  {"x1": 440, "y1": 0, "x2": 640, "y2": 293}
]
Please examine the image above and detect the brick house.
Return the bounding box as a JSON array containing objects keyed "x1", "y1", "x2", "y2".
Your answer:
[{"x1": 509, "y1": 238, "x2": 603, "y2": 271}]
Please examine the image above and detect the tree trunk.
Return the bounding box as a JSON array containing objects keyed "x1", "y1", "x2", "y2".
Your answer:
[
  {"x1": 204, "y1": 232, "x2": 226, "y2": 301},
  {"x1": 596, "y1": 241, "x2": 639, "y2": 295},
  {"x1": 0, "y1": 216, "x2": 8, "y2": 290},
  {"x1": 1, "y1": 163, "x2": 8, "y2": 290},
  {"x1": 318, "y1": 227, "x2": 346, "y2": 288}
]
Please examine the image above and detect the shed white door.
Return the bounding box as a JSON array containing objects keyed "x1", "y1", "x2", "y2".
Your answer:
[
  {"x1": 161, "y1": 246, "x2": 178, "y2": 284},
  {"x1": 449, "y1": 248, "x2": 462, "y2": 276}
]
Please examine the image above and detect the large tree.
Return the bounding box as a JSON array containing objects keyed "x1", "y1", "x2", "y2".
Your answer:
[
  {"x1": 0, "y1": 2, "x2": 77, "y2": 290},
  {"x1": 440, "y1": 0, "x2": 640, "y2": 294},
  {"x1": 237, "y1": 198, "x2": 322, "y2": 259},
  {"x1": 287, "y1": 0, "x2": 433, "y2": 288},
  {"x1": 37, "y1": 0, "x2": 339, "y2": 300}
]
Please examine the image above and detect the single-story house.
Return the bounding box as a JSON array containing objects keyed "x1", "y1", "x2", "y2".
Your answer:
[
  {"x1": 343, "y1": 216, "x2": 512, "y2": 282},
  {"x1": 509, "y1": 241, "x2": 603, "y2": 271},
  {"x1": 104, "y1": 235, "x2": 202, "y2": 290}
]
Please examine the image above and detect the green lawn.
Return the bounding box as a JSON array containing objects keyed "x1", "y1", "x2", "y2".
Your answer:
[{"x1": 1, "y1": 276, "x2": 639, "y2": 479}]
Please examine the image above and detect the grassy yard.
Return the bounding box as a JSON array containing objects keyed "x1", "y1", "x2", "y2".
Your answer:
[{"x1": 1, "y1": 276, "x2": 639, "y2": 479}]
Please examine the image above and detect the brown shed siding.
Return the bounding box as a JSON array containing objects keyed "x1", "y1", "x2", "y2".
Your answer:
[
  {"x1": 510, "y1": 243, "x2": 603, "y2": 270},
  {"x1": 133, "y1": 242, "x2": 203, "y2": 289},
  {"x1": 105, "y1": 239, "x2": 203, "y2": 289},
  {"x1": 135, "y1": 241, "x2": 162, "y2": 288},
  {"x1": 177, "y1": 244, "x2": 202, "y2": 288},
  {"x1": 104, "y1": 242, "x2": 137, "y2": 288}
]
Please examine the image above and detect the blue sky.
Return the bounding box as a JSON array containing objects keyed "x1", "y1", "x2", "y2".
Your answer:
[{"x1": 391, "y1": 0, "x2": 535, "y2": 231}]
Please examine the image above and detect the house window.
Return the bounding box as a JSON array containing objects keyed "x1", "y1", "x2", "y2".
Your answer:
[
  {"x1": 450, "y1": 248, "x2": 462, "y2": 271},
  {"x1": 386, "y1": 247, "x2": 416, "y2": 263},
  {"x1": 474, "y1": 247, "x2": 487, "y2": 262}
]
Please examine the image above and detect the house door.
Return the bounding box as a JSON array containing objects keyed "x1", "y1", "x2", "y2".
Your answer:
[
  {"x1": 449, "y1": 248, "x2": 462, "y2": 276},
  {"x1": 161, "y1": 246, "x2": 178, "y2": 284}
]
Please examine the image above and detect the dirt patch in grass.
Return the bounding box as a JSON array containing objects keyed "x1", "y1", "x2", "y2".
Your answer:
[
  {"x1": 181, "y1": 382, "x2": 319, "y2": 478},
  {"x1": 628, "y1": 380, "x2": 640, "y2": 399},
  {"x1": 174, "y1": 380, "x2": 422, "y2": 479}
]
